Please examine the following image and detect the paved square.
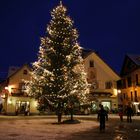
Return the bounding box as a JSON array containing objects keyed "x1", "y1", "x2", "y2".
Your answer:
[{"x1": 0, "y1": 115, "x2": 140, "y2": 140}]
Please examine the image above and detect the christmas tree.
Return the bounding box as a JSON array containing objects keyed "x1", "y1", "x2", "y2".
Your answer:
[{"x1": 26, "y1": 1, "x2": 89, "y2": 123}]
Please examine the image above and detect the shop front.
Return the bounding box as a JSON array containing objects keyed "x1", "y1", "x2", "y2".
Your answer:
[
  {"x1": 89, "y1": 91, "x2": 117, "y2": 113},
  {"x1": 4, "y1": 96, "x2": 39, "y2": 115},
  {"x1": 132, "y1": 102, "x2": 140, "y2": 115}
]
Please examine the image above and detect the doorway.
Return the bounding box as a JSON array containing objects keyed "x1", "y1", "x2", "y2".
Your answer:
[{"x1": 15, "y1": 101, "x2": 30, "y2": 115}]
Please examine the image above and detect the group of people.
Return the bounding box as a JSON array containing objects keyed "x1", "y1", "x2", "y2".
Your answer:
[
  {"x1": 118, "y1": 105, "x2": 133, "y2": 123},
  {"x1": 97, "y1": 104, "x2": 133, "y2": 132}
]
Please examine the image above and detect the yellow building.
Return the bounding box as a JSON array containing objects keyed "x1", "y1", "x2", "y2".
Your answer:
[
  {"x1": 83, "y1": 50, "x2": 120, "y2": 113},
  {"x1": 118, "y1": 54, "x2": 140, "y2": 114},
  {"x1": 0, "y1": 64, "x2": 39, "y2": 115}
]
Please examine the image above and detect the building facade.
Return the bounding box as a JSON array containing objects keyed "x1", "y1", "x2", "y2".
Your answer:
[
  {"x1": 0, "y1": 50, "x2": 120, "y2": 115},
  {"x1": 83, "y1": 50, "x2": 120, "y2": 113},
  {"x1": 0, "y1": 64, "x2": 38, "y2": 115},
  {"x1": 118, "y1": 54, "x2": 140, "y2": 114}
]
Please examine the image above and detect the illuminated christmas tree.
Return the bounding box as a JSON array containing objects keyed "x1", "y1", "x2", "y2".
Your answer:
[{"x1": 26, "y1": 1, "x2": 89, "y2": 123}]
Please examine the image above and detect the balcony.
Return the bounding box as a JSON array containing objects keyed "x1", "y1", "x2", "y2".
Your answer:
[
  {"x1": 89, "y1": 80, "x2": 115, "y2": 91},
  {"x1": 11, "y1": 88, "x2": 28, "y2": 97},
  {"x1": 90, "y1": 91, "x2": 113, "y2": 98}
]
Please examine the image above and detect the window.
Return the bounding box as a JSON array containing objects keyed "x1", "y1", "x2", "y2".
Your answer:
[
  {"x1": 131, "y1": 91, "x2": 133, "y2": 101},
  {"x1": 136, "y1": 74, "x2": 139, "y2": 85},
  {"x1": 19, "y1": 82, "x2": 26, "y2": 92},
  {"x1": 105, "y1": 81, "x2": 112, "y2": 89},
  {"x1": 101, "y1": 101, "x2": 111, "y2": 110},
  {"x1": 127, "y1": 76, "x2": 132, "y2": 87},
  {"x1": 23, "y1": 70, "x2": 28, "y2": 75},
  {"x1": 134, "y1": 90, "x2": 138, "y2": 102},
  {"x1": 89, "y1": 60, "x2": 94, "y2": 67}
]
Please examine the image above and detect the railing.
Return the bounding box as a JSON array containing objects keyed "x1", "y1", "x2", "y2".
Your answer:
[
  {"x1": 11, "y1": 88, "x2": 27, "y2": 97},
  {"x1": 89, "y1": 80, "x2": 117, "y2": 90}
]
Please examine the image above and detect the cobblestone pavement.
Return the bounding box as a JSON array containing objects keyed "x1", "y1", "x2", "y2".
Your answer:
[{"x1": 0, "y1": 115, "x2": 140, "y2": 140}]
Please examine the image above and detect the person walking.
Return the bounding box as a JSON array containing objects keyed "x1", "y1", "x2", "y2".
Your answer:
[
  {"x1": 97, "y1": 105, "x2": 108, "y2": 132},
  {"x1": 118, "y1": 107, "x2": 123, "y2": 122},
  {"x1": 126, "y1": 105, "x2": 133, "y2": 123}
]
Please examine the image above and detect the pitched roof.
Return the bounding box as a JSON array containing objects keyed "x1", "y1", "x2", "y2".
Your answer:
[
  {"x1": 0, "y1": 64, "x2": 31, "y2": 84},
  {"x1": 7, "y1": 64, "x2": 31, "y2": 79},
  {"x1": 82, "y1": 49, "x2": 119, "y2": 77},
  {"x1": 120, "y1": 54, "x2": 140, "y2": 76},
  {"x1": 127, "y1": 54, "x2": 140, "y2": 66},
  {"x1": 81, "y1": 49, "x2": 94, "y2": 58}
]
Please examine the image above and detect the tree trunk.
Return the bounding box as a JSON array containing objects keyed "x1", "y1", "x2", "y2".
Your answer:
[
  {"x1": 57, "y1": 112, "x2": 62, "y2": 123},
  {"x1": 70, "y1": 108, "x2": 73, "y2": 121}
]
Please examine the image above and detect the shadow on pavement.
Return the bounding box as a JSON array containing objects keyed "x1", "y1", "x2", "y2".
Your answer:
[{"x1": 63, "y1": 119, "x2": 140, "y2": 140}]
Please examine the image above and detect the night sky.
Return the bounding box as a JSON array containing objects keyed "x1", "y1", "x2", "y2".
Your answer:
[{"x1": 0, "y1": 0, "x2": 140, "y2": 77}]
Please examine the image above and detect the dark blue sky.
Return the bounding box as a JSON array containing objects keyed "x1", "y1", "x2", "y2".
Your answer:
[{"x1": 0, "y1": 0, "x2": 140, "y2": 76}]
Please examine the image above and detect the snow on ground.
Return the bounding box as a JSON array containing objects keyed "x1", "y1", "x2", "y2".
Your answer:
[
  {"x1": 0, "y1": 118, "x2": 99, "y2": 140},
  {"x1": 0, "y1": 116, "x2": 140, "y2": 140}
]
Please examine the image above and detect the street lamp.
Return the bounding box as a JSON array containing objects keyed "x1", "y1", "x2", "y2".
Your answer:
[{"x1": 117, "y1": 89, "x2": 122, "y2": 108}]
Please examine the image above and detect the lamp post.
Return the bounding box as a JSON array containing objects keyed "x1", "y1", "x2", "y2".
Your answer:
[{"x1": 117, "y1": 89, "x2": 122, "y2": 109}]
